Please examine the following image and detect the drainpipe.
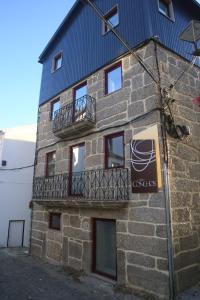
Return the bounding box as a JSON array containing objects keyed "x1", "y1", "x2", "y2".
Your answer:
[{"x1": 153, "y1": 40, "x2": 176, "y2": 300}]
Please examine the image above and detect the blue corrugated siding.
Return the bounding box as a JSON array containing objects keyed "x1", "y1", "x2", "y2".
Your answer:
[{"x1": 39, "y1": 0, "x2": 200, "y2": 106}]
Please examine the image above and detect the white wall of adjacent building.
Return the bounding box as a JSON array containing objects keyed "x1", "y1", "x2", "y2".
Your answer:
[{"x1": 0, "y1": 124, "x2": 36, "y2": 247}]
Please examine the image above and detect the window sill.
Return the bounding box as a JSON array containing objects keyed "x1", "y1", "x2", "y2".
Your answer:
[{"x1": 158, "y1": 10, "x2": 175, "y2": 23}]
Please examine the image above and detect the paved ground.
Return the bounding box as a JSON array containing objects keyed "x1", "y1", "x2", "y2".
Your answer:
[
  {"x1": 0, "y1": 248, "x2": 141, "y2": 300},
  {"x1": 0, "y1": 248, "x2": 199, "y2": 300}
]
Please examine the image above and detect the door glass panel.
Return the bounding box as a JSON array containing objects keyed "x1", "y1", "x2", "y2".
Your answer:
[
  {"x1": 74, "y1": 84, "x2": 87, "y2": 121},
  {"x1": 71, "y1": 144, "x2": 85, "y2": 195},
  {"x1": 94, "y1": 219, "x2": 116, "y2": 278}
]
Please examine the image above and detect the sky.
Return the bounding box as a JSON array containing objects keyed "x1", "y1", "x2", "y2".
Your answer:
[
  {"x1": 0, "y1": 0, "x2": 200, "y2": 129},
  {"x1": 0, "y1": 0, "x2": 76, "y2": 129}
]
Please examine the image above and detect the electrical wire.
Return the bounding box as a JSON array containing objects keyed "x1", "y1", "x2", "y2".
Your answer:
[
  {"x1": 0, "y1": 164, "x2": 34, "y2": 171},
  {"x1": 82, "y1": 0, "x2": 159, "y2": 84}
]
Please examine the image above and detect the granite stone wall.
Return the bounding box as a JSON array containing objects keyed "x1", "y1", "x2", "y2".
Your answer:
[{"x1": 31, "y1": 41, "x2": 200, "y2": 299}]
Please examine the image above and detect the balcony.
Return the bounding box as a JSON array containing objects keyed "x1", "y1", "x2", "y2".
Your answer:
[
  {"x1": 52, "y1": 95, "x2": 96, "y2": 138},
  {"x1": 32, "y1": 168, "x2": 129, "y2": 208}
]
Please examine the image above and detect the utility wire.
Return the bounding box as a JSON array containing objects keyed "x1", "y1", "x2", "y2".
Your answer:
[
  {"x1": 0, "y1": 164, "x2": 34, "y2": 171},
  {"x1": 82, "y1": 0, "x2": 159, "y2": 84}
]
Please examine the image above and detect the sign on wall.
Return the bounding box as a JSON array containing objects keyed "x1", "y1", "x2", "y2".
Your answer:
[{"x1": 130, "y1": 139, "x2": 158, "y2": 193}]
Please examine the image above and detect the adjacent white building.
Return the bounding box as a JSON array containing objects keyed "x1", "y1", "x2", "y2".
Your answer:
[{"x1": 0, "y1": 124, "x2": 36, "y2": 247}]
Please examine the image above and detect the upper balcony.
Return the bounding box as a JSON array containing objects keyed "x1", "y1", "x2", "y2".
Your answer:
[
  {"x1": 32, "y1": 168, "x2": 129, "y2": 208},
  {"x1": 52, "y1": 95, "x2": 96, "y2": 138}
]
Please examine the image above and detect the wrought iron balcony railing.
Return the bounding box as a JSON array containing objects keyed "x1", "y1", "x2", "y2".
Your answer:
[
  {"x1": 52, "y1": 95, "x2": 96, "y2": 138},
  {"x1": 33, "y1": 168, "x2": 129, "y2": 202}
]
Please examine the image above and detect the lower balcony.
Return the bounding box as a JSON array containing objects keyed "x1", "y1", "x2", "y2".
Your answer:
[
  {"x1": 32, "y1": 168, "x2": 129, "y2": 208},
  {"x1": 52, "y1": 95, "x2": 96, "y2": 138}
]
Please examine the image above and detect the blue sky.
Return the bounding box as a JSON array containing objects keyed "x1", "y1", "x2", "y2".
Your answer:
[
  {"x1": 0, "y1": 0, "x2": 200, "y2": 129},
  {"x1": 0, "y1": 0, "x2": 76, "y2": 129}
]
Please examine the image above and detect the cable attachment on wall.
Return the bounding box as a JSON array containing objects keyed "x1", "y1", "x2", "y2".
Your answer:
[{"x1": 164, "y1": 114, "x2": 190, "y2": 140}]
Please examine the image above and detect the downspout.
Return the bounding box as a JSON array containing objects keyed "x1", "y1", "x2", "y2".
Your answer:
[{"x1": 153, "y1": 40, "x2": 176, "y2": 300}]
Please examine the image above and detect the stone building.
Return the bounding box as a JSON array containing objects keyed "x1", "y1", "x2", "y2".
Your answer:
[{"x1": 31, "y1": 1, "x2": 200, "y2": 299}]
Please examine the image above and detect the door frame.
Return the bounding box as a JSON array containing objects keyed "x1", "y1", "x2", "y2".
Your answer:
[
  {"x1": 7, "y1": 220, "x2": 25, "y2": 247},
  {"x1": 69, "y1": 142, "x2": 85, "y2": 196},
  {"x1": 92, "y1": 218, "x2": 117, "y2": 280}
]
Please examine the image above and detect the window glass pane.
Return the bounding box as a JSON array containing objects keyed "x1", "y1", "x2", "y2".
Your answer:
[
  {"x1": 75, "y1": 84, "x2": 87, "y2": 100},
  {"x1": 107, "y1": 66, "x2": 122, "y2": 94},
  {"x1": 47, "y1": 152, "x2": 56, "y2": 176},
  {"x1": 95, "y1": 220, "x2": 116, "y2": 278},
  {"x1": 159, "y1": 0, "x2": 170, "y2": 17},
  {"x1": 54, "y1": 54, "x2": 62, "y2": 70},
  {"x1": 72, "y1": 145, "x2": 85, "y2": 173},
  {"x1": 52, "y1": 100, "x2": 60, "y2": 120},
  {"x1": 107, "y1": 135, "x2": 124, "y2": 168},
  {"x1": 107, "y1": 12, "x2": 119, "y2": 28},
  {"x1": 50, "y1": 214, "x2": 60, "y2": 230}
]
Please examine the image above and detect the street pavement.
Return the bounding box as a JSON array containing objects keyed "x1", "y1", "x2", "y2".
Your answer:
[{"x1": 0, "y1": 248, "x2": 199, "y2": 300}]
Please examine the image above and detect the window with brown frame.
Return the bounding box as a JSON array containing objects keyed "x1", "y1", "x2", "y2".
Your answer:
[
  {"x1": 158, "y1": 0, "x2": 174, "y2": 20},
  {"x1": 50, "y1": 98, "x2": 60, "y2": 120},
  {"x1": 105, "y1": 62, "x2": 122, "y2": 95},
  {"x1": 49, "y1": 213, "x2": 61, "y2": 230},
  {"x1": 46, "y1": 151, "x2": 56, "y2": 177},
  {"x1": 52, "y1": 52, "x2": 62, "y2": 72},
  {"x1": 103, "y1": 6, "x2": 119, "y2": 34},
  {"x1": 105, "y1": 132, "x2": 124, "y2": 169}
]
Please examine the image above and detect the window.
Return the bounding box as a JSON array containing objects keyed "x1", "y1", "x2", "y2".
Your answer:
[
  {"x1": 105, "y1": 62, "x2": 122, "y2": 94},
  {"x1": 49, "y1": 213, "x2": 61, "y2": 230},
  {"x1": 93, "y1": 219, "x2": 116, "y2": 279},
  {"x1": 158, "y1": 0, "x2": 174, "y2": 20},
  {"x1": 105, "y1": 132, "x2": 124, "y2": 169},
  {"x1": 52, "y1": 52, "x2": 62, "y2": 72},
  {"x1": 46, "y1": 151, "x2": 56, "y2": 177},
  {"x1": 73, "y1": 82, "x2": 87, "y2": 121},
  {"x1": 103, "y1": 6, "x2": 119, "y2": 33},
  {"x1": 50, "y1": 98, "x2": 60, "y2": 120}
]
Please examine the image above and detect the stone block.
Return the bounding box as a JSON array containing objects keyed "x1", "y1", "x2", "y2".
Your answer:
[
  {"x1": 179, "y1": 233, "x2": 199, "y2": 251},
  {"x1": 31, "y1": 244, "x2": 42, "y2": 258},
  {"x1": 32, "y1": 221, "x2": 48, "y2": 232},
  {"x1": 117, "y1": 221, "x2": 128, "y2": 233},
  {"x1": 69, "y1": 241, "x2": 82, "y2": 259},
  {"x1": 117, "y1": 250, "x2": 126, "y2": 285},
  {"x1": 128, "y1": 222, "x2": 155, "y2": 236},
  {"x1": 70, "y1": 215, "x2": 81, "y2": 228},
  {"x1": 127, "y1": 265, "x2": 169, "y2": 296},
  {"x1": 128, "y1": 101, "x2": 145, "y2": 119},
  {"x1": 82, "y1": 241, "x2": 92, "y2": 273},
  {"x1": 46, "y1": 241, "x2": 62, "y2": 262},
  {"x1": 171, "y1": 192, "x2": 191, "y2": 208},
  {"x1": 173, "y1": 223, "x2": 191, "y2": 238},
  {"x1": 127, "y1": 252, "x2": 155, "y2": 268},
  {"x1": 62, "y1": 237, "x2": 68, "y2": 264},
  {"x1": 117, "y1": 234, "x2": 167, "y2": 258},
  {"x1": 174, "y1": 248, "x2": 200, "y2": 271},
  {"x1": 129, "y1": 207, "x2": 166, "y2": 224},
  {"x1": 82, "y1": 218, "x2": 91, "y2": 231},
  {"x1": 32, "y1": 230, "x2": 45, "y2": 241},
  {"x1": 189, "y1": 163, "x2": 200, "y2": 180},
  {"x1": 96, "y1": 102, "x2": 127, "y2": 121},
  {"x1": 157, "y1": 258, "x2": 168, "y2": 271},
  {"x1": 177, "y1": 265, "x2": 200, "y2": 293},
  {"x1": 156, "y1": 225, "x2": 167, "y2": 238},
  {"x1": 80, "y1": 208, "x2": 128, "y2": 220},
  {"x1": 96, "y1": 112, "x2": 127, "y2": 129},
  {"x1": 172, "y1": 208, "x2": 190, "y2": 223},
  {"x1": 149, "y1": 193, "x2": 166, "y2": 208},
  {"x1": 63, "y1": 214, "x2": 69, "y2": 226},
  {"x1": 63, "y1": 226, "x2": 91, "y2": 241},
  {"x1": 132, "y1": 74, "x2": 144, "y2": 90},
  {"x1": 68, "y1": 257, "x2": 82, "y2": 271}
]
